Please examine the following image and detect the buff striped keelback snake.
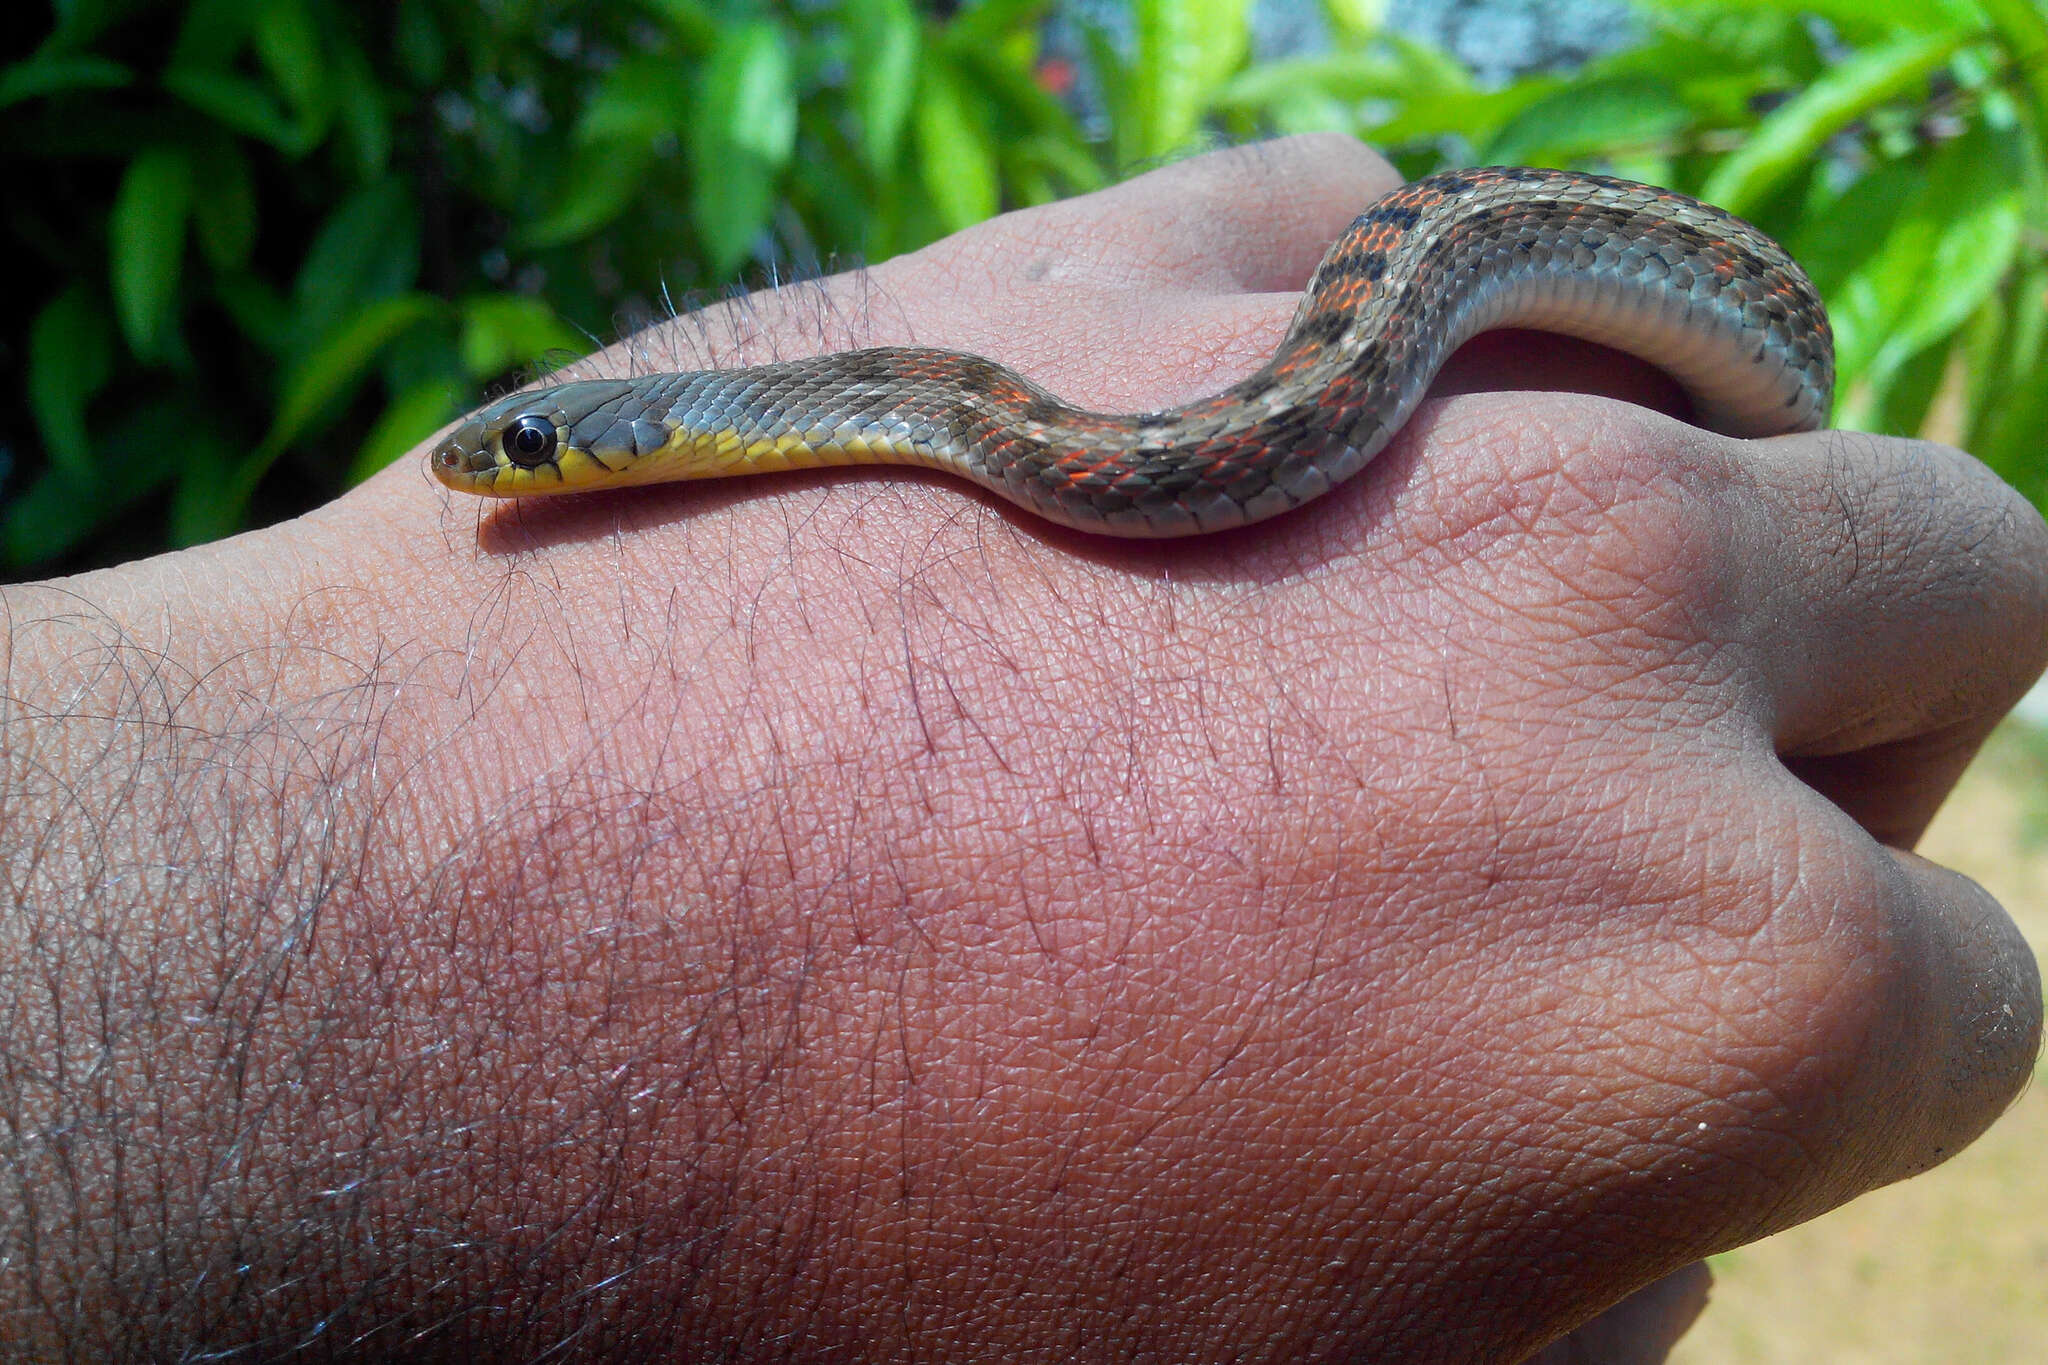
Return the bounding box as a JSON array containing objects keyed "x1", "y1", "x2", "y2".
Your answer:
[{"x1": 431, "y1": 167, "x2": 1834, "y2": 537}]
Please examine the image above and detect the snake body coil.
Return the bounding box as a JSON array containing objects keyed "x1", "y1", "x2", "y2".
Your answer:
[{"x1": 432, "y1": 167, "x2": 1834, "y2": 537}]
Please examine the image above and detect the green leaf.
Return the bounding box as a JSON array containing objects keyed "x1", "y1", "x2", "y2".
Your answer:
[
  {"x1": 1327, "y1": 0, "x2": 1390, "y2": 38},
  {"x1": 1123, "y1": 0, "x2": 1251, "y2": 164},
  {"x1": 349, "y1": 376, "x2": 472, "y2": 484},
  {"x1": 268, "y1": 293, "x2": 444, "y2": 454},
  {"x1": 690, "y1": 158, "x2": 772, "y2": 278},
  {"x1": 1971, "y1": 262, "x2": 2048, "y2": 502},
  {"x1": 212, "y1": 271, "x2": 292, "y2": 351},
  {"x1": 4, "y1": 467, "x2": 131, "y2": 567},
  {"x1": 291, "y1": 179, "x2": 423, "y2": 355},
  {"x1": 1220, "y1": 85, "x2": 1351, "y2": 139},
  {"x1": 1635, "y1": 0, "x2": 1958, "y2": 39},
  {"x1": 1322, "y1": 36, "x2": 1529, "y2": 147},
  {"x1": 946, "y1": 0, "x2": 1050, "y2": 49},
  {"x1": 1870, "y1": 330, "x2": 1952, "y2": 438},
  {"x1": 330, "y1": 32, "x2": 391, "y2": 178},
  {"x1": 380, "y1": 322, "x2": 465, "y2": 398},
  {"x1": 252, "y1": 0, "x2": 325, "y2": 124},
  {"x1": 192, "y1": 142, "x2": 257, "y2": 272},
  {"x1": 163, "y1": 66, "x2": 317, "y2": 154},
  {"x1": 1003, "y1": 132, "x2": 1108, "y2": 204},
  {"x1": 169, "y1": 435, "x2": 240, "y2": 547},
  {"x1": 952, "y1": 38, "x2": 1096, "y2": 148},
  {"x1": 1217, "y1": 35, "x2": 1484, "y2": 146},
  {"x1": 459, "y1": 295, "x2": 590, "y2": 379},
  {"x1": 788, "y1": 114, "x2": 902, "y2": 249},
  {"x1": 706, "y1": 21, "x2": 798, "y2": 164},
  {"x1": 394, "y1": 0, "x2": 444, "y2": 85},
  {"x1": 912, "y1": 56, "x2": 999, "y2": 234},
  {"x1": 1787, "y1": 156, "x2": 1922, "y2": 299},
  {"x1": 1829, "y1": 126, "x2": 2027, "y2": 428},
  {"x1": 1481, "y1": 74, "x2": 1692, "y2": 165},
  {"x1": 170, "y1": 0, "x2": 255, "y2": 70},
  {"x1": 41, "y1": 0, "x2": 134, "y2": 54},
  {"x1": 3, "y1": 398, "x2": 198, "y2": 568},
  {"x1": 1956, "y1": 289, "x2": 2013, "y2": 449},
  {"x1": 636, "y1": 0, "x2": 719, "y2": 48},
  {"x1": 2003, "y1": 262, "x2": 2048, "y2": 391},
  {"x1": 576, "y1": 50, "x2": 694, "y2": 144},
  {"x1": 518, "y1": 139, "x2": 654, "y2": 249},
  {"x1": 1868, "y1": 158, "x2": 2023, "y2": 381},
  {"x1": 1079, "y1": 19, "x2": 1131, "y2": 151},
  {"x1": 109, "y1": 145, "x2": 194, "y2": 362},
  {"x1": 1215, "y1": 51, "x2": 1429, "y2": 110},
  {"x1": 0, "y1": 53, "x2": 132, "y2": 108},
  {"x1": 848, "y1": 0, "x2": 920, "y2": 174},
  {"x1": 1976, "y1": 0, "x2": 2048, "y2": 135},
  {"x1": 689, "y1": 21, "x2": 798, "y2": 275},
  {"x1": 1700, "y1": 28, "x2": 1975, "y2": 215},
  {"x1": 28, "y1": 284, "x2": 116, "y2": 478},
  {"x1": 1975, "y1": 353, "x2": 2048, "y2": 507},
  {"x1": 1366, "y1": 78, "x2": 1557, "y2": 150}
]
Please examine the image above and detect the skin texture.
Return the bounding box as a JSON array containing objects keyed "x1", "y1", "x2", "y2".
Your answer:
[{"x1": 1, "y1": 135, "x2": 2042, "y2": 1363}]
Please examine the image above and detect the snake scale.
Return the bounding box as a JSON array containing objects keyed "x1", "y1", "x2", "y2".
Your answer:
[{"x1": 431, "y1": 167, "x2": 1834, "y2": 537}]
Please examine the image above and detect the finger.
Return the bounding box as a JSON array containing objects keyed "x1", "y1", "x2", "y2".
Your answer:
[
  {"x1": 1846, "y1": 848, "x2": 2043, "y2": 1184},
  {"x1": 1383, "y1": 401, "x2": 2048, "y2": 848},
  {"x1": 1729, "y1": 429, "x2": 2048, "y2": 844},
  {"x1": 1525, "y1": 1263, "x2": 1711, "y2": 1365},
  {"x1": 1782, "y1": 718, "x2": 1994, "y2": 850},
  {"x1": 1679, "y1": 805, "x2": 2042, "y2": 1215}
]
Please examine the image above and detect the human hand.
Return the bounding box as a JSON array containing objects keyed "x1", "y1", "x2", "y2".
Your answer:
[{"x1": 3, "y1": 134, "x2": 2039, "y2": 1362}]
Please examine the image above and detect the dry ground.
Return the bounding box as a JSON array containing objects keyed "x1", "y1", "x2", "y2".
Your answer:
[{"x1": 1670, "y1": 719, "x2": 2048, "y2": 1364}]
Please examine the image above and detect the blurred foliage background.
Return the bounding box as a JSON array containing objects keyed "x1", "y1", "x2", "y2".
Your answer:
[
  {"x1": 2, "y1": 0, "x2": 2045, "y2": 576},
  {"x1": 3, "y1": 4, "x2": 2046, "y2": 1359}
]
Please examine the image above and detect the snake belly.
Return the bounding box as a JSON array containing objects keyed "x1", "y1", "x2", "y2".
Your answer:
[{"x1": 430, "y1": 167, "x2": 1835, "y2": 537}]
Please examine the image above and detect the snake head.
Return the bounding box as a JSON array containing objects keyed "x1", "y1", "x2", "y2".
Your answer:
[
  {"x1": 429, "y1": 395, "x2": 566, "y2": 496},
  {"x1": 430, "y1": 381, "x2": 639, "y2": 496}
]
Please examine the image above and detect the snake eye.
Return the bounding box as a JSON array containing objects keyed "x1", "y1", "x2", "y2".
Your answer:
[{"x1": 503, "y1": 415, "x2": 558, "y2": 468}]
